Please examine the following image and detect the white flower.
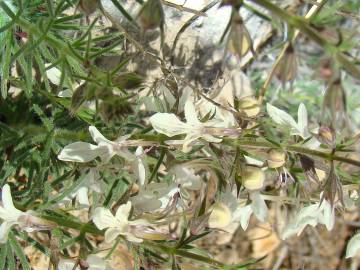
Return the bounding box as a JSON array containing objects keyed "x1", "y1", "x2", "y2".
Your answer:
[
  {"x1": 92, "y1": 202, "x2": 147, "y2": 243},
  {"x1": 58, "y1": 89, "x2": 73, "y2": 98},
  {"x1": 0, "y1": 184, "x2": 37, "y2": 243},
  {"x1": 266, "y1": 103, "x2": 311, "y2": 138},
  {"x1": 130, "y1": 183, "x2": 179, "y2": 213},
  {"x1": 208, "y1": 188, "x2": 268, "y2": 230},
  {"x1": 267, "y1": 103, "x2": 321, "y2": 149},
  {"x1": 58, "y1": 255, "x2": 113, "y2": 270},
  {"x1": 281, "y1": 197, "x2": 335, "y2": 240},
  {"x1": 197, "y1": 87, "x2": 237, "y2": 128},
  {"x1": 170, "y1": 165, "x2": 202, "y2": 191},
  {"x1": 45, "y1": 64, "x2": 62, "y2": 85},
  {"x1": 231, "y1": 192, "x2": 268, "y2": 230},
  {"x1": 133, "y1": 146, "x2": 148, "y2": 186},
  {"x1": 58, "y1": 126, "x2": 134, "y2": 163},
  {"x1": 149, "y1": 100, "x2": 222, "y2": 152},
  {"x1": 346, "y1": 233, "x2": 360, "y2": 258},
  {"x1": 67, "y1": 168, "x2": 102, "y2": 207}
]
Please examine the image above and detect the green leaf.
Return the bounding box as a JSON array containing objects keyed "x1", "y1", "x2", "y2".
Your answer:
[
  {"x1": 0, "y1": 244, "x2": 8, "y2": 269},
  {"x1": 9, "y1": 232, "x2": 31, "y2": 270}
]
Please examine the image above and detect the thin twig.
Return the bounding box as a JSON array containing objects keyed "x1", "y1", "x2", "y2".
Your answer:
[{"x1": 161, "y1": 0, "x2": 208, "y2": 17}]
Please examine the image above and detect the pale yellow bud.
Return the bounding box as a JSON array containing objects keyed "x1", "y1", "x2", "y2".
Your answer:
[
  {"x1": 267, "y1": 149, "x2": 286, "y2": 168},
  {"x1": 243, "y1": 166, "x2": 265, "y2": 190},
  {"x1": 227, "y1": 12, "x2": 253, "y2": 59},
  {"x1": 208, "y1": 203, "x2": 232, "y2": 229},
  {"x1": 315, "y1": 168, "x2": 326, "y2": 182},
  {"x1": 137, "y1": 230, "x2": 168, "y2": 241},
  {"x1": 239, "y1": 97, "x2": 260, "y2": 117},
  {"x1": 131, "y1": 183, "x2": 139, "y2": 195}
]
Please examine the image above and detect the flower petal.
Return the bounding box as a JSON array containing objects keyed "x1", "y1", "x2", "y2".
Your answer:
[
  {"x1": 250, "y1": 192, "x2": 268, "y2": 222},
  {"x1": 149, "y1": 113, "x2": 189, "y2": 137},
  {"x1": 2, "y1": 185, "x2": 17, "y2": 213},
  {"x1": 86, "y1": 255, "x2": 108, "y2": 268},
  {"x1": 131, "y1": 196, "x2": 162, "y2": 212},
  {"x1": 182, "y1": 134, "x2": 200, "y2": 153},
  {"x1": 235, "y1": 204, "x2": 253, "y2": 231},
  {"x1": 202, "y1": 134, "x2": 222, "y2": 144},
  {"x1": 76, "y1": 187, "x2": 90, "y2": 206},
  {"x1": 0, "y1": 221, "x2": 15, "y2": 243},
  {"x1": 104, "y1": 228, "x2": 121, "y2": 243},
  {"x1": 346, "y1": 233, "x2": 360, "y2": 258},
  {"x1": 58, "y1": 142, "x2": 110, "y2": 163},
  {"x1": 184, "y1": 100, "x2": 200, "y2": 124},
  {"x1": 319, "y1": 199, "x2": 335, "y2": 231},
  {"x1": 115, "y1": 202, "x2": 131, "y2": 221},
  {"x1": 208, "y1": 203, "x2": 232, "y2": 229},
  {"x1": 45, "y1": 65, "x2": 61, "y2": 85},
  {"x1": 135, "y1": 147, "x2": 147, "y2": 186},
  {"x1": 266, "y1": 103, "x2": 298, "y2": 130},
  {"x1": 0, "y1": 185, "x2": 23, "y2": 222},
  {"x1": 92, "y1": 207, "x2": 119, "y2": 230},
  {"x1": 89, "y1": 126, "x2": 112, "y2": 145},
  {"x1": 123, "y1": 232, "x2": 143, "y2": 243},
  {"x1": 297, "y1": 103, "x2": 308, "y2": 138}
]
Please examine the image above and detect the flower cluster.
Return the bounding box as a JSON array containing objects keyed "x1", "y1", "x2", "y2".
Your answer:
[{"x1": 1, "y1": 98, "x2": 359, "y2": 270}]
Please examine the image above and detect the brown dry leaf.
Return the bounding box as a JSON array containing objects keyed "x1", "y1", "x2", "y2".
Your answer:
[
  {"x1": 249, "y1": 223, "x2": 280, "y2": 265},
  {"x1": 98, "y1": 244, "x2": 134, "y2": 270},
  {"x1": 24, "y1": 246, "x2": 50, "y2": 270}
]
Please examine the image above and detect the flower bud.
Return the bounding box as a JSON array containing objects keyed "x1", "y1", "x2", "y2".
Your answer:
[
  {"x1": 317, "y1": 126, "x2": 336, "y2": 148},
  {"x1": 267, "y1": 149, "x2": 286, "y2": 168},
  {"x1": 131, "y1": 183, "x2": 139, "y2": 195},
  {"x1": 315, "y1": 168, "x2": 326, "y2": 182},
  {"x1": 238, "y1": 96, "x2": 260, "y2": 117},
  {"x1": 208, "y1": 203, "x2": 232, "y2": 229},
  {"x1": 322, "y1": 78, "x2": 347, "y2": 129},
  {"x1": 274, "y1": 44, "x2": 297, "y2": 85},
  {"x1": 78, "y1": 0, "x2": 100, "y2": 16},
  {"x1": 137, "y1": 0, "x2": 164, "y2": 31},
  {"x1": 242, "y1": 166, "x2": 265, "y2": 190},
  {"x1": 70, "y1": 83, "x2": 88, "y2": 116},
  {"x1": 227, "y1": 11, "x2": 253, "y2": 59},
  {"x1": 132, "y1": 227, "x2": 169, "y2": 241},
  {"x1": 318, "y1": 58, "x2": 340, "y2": 83}
]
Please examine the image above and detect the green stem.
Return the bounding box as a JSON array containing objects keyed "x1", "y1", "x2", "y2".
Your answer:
[
  {"x1": 40, "y1": 214, "x2": 103, "y2": 236},
  {"x1": 230, "y1": 139, "x2": 360, "y2": 167},
  {"x1": 144, "y1": 242, "x2": 226, "y2": 268}
]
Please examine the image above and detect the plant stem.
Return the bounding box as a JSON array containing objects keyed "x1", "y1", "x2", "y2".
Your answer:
[{"x1": 230, "y1": 139, "x2": 360, "y2": 167}]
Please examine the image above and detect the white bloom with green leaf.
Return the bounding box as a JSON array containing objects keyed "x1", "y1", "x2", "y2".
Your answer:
[
  {"x1": 149, "y1": 100, "x2": 223, "y2": 152},
  {"x1": 133, "y1": 146, "x2": 148, "y2": 186},
  {"x1": 281, "y1": 197, "x2": 335, "y2": 240},
  {"x1": 58, "y1": 126, "x2": 134, "y2": 163},
  {"x1": 92, "y1": 201, "x2": 147, "y2": 243},
  {"x1": 170, "y1": 165, "x2": 202, "y2": 191},
  {"x1": 63, "y1": 168, "x2": 102, "y2": 207},
  {"x1": 346, "y1": 233, "x2": 360, "y2": 258},
  {"x1": 267, "y1": 103, "x2": 321, "y2": 148},
  {"x1": 0, "y1": 184, "x2": 36, "y2": 243},
  {"x1": 208, "y1": 188, "x2": 268, "y2": 230},
  {"x1": 130, "y1": 182, "x2": 179, "y2": 213}
]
